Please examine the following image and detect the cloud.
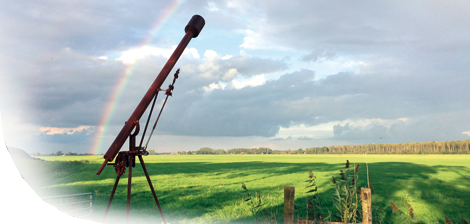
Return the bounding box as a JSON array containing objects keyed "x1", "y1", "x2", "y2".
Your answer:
[
  {"x1": 238, "y1": 1, "x2": 470, "y2": 51},
  {"x1": 3, "y1": 0, "x2": 470, "y2": 153},
  {"x1": 157, "y1": 69, "x2": 317, "y2": 137},
  {"x1": 333, "y1": 123, "x2": 388, "y2": 141},
  {"x1": 153, "y1": 64, "x2": 470, "y2": 140},
  {"x1": 302, "y1": 49, "x2": 336, "y2": 62},
  {"x1": 40, "y1": 126, "x2": 91, "y2": 135},
  {"x1": 231, "y1": 74, "x2": 265, "y2": 89},
  {"x1": 39, "y1": 127, "x2": 93, "y2": 144},
  {"x1": 236, "y1": 0, "x2": 470, "y2": 81},
  {"x1": 206, "y1": 2, "x2": 220, "y2": 12},
  {"x1": 221, "y1": 55, "x2": 288, "y2": 77},
  {"x1": 197, "y1": 51, "x2": 287, "y2": 81},
  {"x1": 332, "y1": 113, "x2": 470, "y2": 143},
  {"x1": 298, "y1": 136, "x2": 315, "y2": 141},
  {"x1": 7, "y1": 44, "x2": 287, "y2": 131},
  {"x1": 115, "y1": 46, "x2": 200, "y2": 65}
]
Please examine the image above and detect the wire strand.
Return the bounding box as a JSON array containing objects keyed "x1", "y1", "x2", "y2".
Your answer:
[{"x1": 139, "y1": 92, "x2": 159, "y2": 149}]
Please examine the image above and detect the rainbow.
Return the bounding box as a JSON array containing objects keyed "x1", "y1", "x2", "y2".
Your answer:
[{"x1": 90, "y1": 0, "x2": 186, "y2": 155}]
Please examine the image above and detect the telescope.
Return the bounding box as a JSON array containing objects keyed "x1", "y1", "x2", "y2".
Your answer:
[{"x1": 95, "y1": 15, "x2": 205, "y2": 224}]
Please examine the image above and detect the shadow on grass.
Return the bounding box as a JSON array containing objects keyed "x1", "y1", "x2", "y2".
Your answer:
[{"x1": 12, "y1": 156, "x2": 470, "y2": 223}]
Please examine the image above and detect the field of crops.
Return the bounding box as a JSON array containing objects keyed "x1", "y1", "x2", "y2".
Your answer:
[{"x1": 18, "y1": 154, "x2": 470, "y2": 224}]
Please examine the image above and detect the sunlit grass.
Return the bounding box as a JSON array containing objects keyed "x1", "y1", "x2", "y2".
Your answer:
[{"x1": 27, "y1": 154, "x2": 470, "y2": 223}]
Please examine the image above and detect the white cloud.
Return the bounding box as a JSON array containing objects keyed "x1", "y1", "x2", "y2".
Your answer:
[
  {"x1": 240, "y1": 30, "x2": 266, "y2": 49},
  {"x1": 39, "y1": 126, "x2": 91, "y2": 135},
  {"x1": 226, "y1": 1, "x2": 243, "y2": 9},
  {"x1": 198, "y1": 54, "x2": 220, "y2": 79},
  {"x1": 275, "y1": 123, "x2": 334, "y2": 140},
  {"x1": 115, "y1": 46, "x2": 199, "y2": 65},
  {"x1": 196, "y1": 51, "x2": 286, "y2": 81},
  {"x1": 206, "y1": 2, "x2": 219, "y2": 11},
  {"x1": 115, "y1": 46, "x2": 173, "y2": 64},
  {"x1": 462, "y1": 131, "x2": 470, "y2": 137},
  {"x1": 221, "y1": 55, "x2": 233, "y2": 60},
  {"x1": 306, "y1": 57, "x2": 368, "y2": 80},
  {"x1": 96, "y1": 56, "x2": 108, "y2": 60},
  {"x1": 184, "y1": 47, "x2": 200, "y2": 59},
  {"x1": 222, "y1": 68, "x2": 238, "y2": 80},
  {"x1": 204, "y1": 50, "x2": 219, "y2": 59},
  {"x1": 202, "y1": 82, "x2": 226, "y2": 93},
  {"x1": 181, "y1": 64, "x2": 196, "y2": 73},
  {"x1": 334, "y1": 118, "x2": 407, "y2": 129},
  {"x1": 231, "y1": 74, "x2": 265, "y2": 89}
]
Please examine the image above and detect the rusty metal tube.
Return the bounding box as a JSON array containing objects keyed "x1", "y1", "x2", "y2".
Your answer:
[
  {"x1": 97, "y1": 15, "x2": 204, "y2": 175},
  {"x1": 103, "y1": 175, "x2": 121, "y2": 221}
]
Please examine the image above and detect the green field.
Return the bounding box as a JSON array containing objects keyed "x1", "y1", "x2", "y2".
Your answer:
[{"x1": 17, "y1": 154, "x2": 470, "y2": 224}]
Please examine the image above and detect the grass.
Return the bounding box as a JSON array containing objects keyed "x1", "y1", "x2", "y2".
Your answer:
[{"x1": 18, "y1": 154, "x2": 470, "y2": 224}]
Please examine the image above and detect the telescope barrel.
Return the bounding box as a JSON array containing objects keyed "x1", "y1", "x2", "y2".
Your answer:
[{"x1": 97, "y1": 15, "x2": 205, "y2": 175}]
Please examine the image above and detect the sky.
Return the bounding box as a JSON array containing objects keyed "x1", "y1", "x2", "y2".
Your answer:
[{"x1": 1, "y1": 0, "x2": 470, "y2": 155}]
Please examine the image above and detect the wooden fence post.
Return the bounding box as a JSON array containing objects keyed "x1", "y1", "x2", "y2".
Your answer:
[
  {"x1": 284, "y1": 186, "x2": 295, "y2": 224},
  {"x1": 360, "y1": 188, "x2": 372, "y2": 224}
]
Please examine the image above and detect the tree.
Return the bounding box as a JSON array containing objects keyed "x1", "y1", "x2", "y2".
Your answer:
[
  {"x1": 197, "y1": 147, "x2": 214, "y2": 154},
  {"x1": 214, "y1": 149, "x2": 226, "y2": 154},
  {"x1": 55, "y1": 151, "x2": 63, "y2": 156}
]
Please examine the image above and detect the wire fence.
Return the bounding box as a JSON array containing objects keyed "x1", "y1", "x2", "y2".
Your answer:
[{"x1": 41, "y1": 192, "x2": 93, "y2": 216}]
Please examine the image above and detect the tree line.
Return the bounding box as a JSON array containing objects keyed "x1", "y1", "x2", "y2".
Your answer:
[
  {"x1": 31, "y1": 151, "x2": 99, "y2": 156},
  {"x1": 309, "y1": 139, "x2": 470, "y2": 154},
  {"x1": 33, "y1": 139, "x2": 470, "y2": 156},
  {"x1": 177, "y1": 147, "x2": 275, "y2": 155},
  {"x1": 177, "y1": 139, "x2": 470, "y2": 155}
]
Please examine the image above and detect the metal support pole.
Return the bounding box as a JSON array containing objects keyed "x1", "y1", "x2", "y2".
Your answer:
[
  {"x1": 103, "y1": 175, "x2": 121, "y2": 222},
  {"x1": 126, "y1": 156, "x2": 133, "y2": 223},
  {"x1": 138, "y1": 155, "x2": 167, "y2": 224}
]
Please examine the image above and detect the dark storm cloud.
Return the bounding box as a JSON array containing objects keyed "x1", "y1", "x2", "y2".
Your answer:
[
  {"x1": 332, "y1": 111, "x2": 470, "y2": 143},
  {"x1": 155, "y1": 69, "x2": 316, "y2": 137},
  {"x1": 0, "y1": 0, "x2": 211, "y2": 130},
  {"x1": 240, "y1": 0, "x2": 470, "y2": 81},
  {"x1": 22, "y1": 53, "x2": 128, "y2": 127},
  {"x1": 14, "y1": 44, "x2": 287, "y2": 129},
  {"x1": 156, "y1": 67, "x2": 470, "y2": 138},
  {"x1": 241, "y1": 1, "x2": 470, "y2": 51},
  {"x1": 0, "y1": 1, "x2": 212, "y2": 55}
]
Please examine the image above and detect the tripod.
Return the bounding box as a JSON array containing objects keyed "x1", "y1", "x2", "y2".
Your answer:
[
  {"x1": 103, "y1": 122, "x2": 167, "y2": 224},
  {"x1": 96, "y1": 14, "x2": 205, "y2": 224}
]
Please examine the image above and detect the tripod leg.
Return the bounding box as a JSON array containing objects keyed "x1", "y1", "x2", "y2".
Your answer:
[
  {"x1": 103, "y1": 175, "x2": 121, "y2": 222},
  {"x1": 126, "y1": 157, "x2": 133, "y2": 223},
  {"x1": 138, "y1": 155, "x2": 167, "y2": 224}
]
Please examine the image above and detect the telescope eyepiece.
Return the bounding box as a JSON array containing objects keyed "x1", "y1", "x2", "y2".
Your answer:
[{"x1": 185, "y1": 15, "x2": 205, "y2": 38}]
